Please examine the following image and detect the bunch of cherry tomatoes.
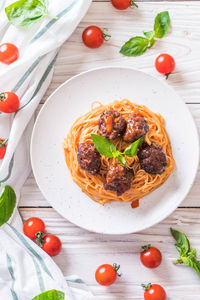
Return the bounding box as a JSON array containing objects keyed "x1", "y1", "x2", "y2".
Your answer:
[
  {"x1": 0, "y1": 43, "x2": 20, "y2": 116},
  {"x1": 23, "y1": 217, "x2": 62, "y2": 257},
  {"x1": 24, "y1": 216, "x2": 166, "y2": 300},
  {"x1": 0, "y1": 43, "x2": 20, "y2": 160},
  {"x1": 96, "y1": 245, "x2": 166, "y2": 300}
]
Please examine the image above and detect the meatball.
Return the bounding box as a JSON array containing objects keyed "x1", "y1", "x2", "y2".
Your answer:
[
  {"x1": 77, "y1": 143, "x2": 101, "y2": 175},
  {"x1": 138, "y1": 143, "x2": 167, "y2": 174},
  {"x1": 98, "y1": 110, "x2": 126, "y2": 140},
  {"x1": 123, "y1": 114, "x2": 149, "y2": 142},
  {"x1": 104, "y1": 164, "x2": 133, "y2": 196}
]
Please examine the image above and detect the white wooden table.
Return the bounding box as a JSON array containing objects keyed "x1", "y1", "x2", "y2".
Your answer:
[{"x1": 19, "y1": 1, "x2": 200, "y2": 299}]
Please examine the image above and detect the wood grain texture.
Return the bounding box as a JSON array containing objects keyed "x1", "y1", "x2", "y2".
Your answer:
[
  {"x1": 19, "y1": 104, "x2": 200, "y2": 208},
  {"x1": 19, "y1": 2, "x2": 200, "y2": 299},
  {"x1": 41, "y1": 2, "x2": 200, "y2": 104},
  {"x1": 20, "y1": 207, "x2": 200, "y2": 299}
]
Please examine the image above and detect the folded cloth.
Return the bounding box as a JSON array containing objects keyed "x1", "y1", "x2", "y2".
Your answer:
[
  {"x1": 0, "y1": 223, "x2": 95, "y2": 299},
  {"x1": 0, "y1": 0, "x2": 94, "y2": 299}
]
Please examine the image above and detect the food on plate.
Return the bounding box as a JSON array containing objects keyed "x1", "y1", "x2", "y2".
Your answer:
[
  {"x1": 82, "y1": 26, "x2": 111, "y2": 49},
  {"x1": 95, "y1": 263, "x2": 121, "y2": 286},
  {"x1": 138, "y1": 143, "x2": 167, "y2": 175},
  {"x1": 142, "y1": 283, "x2": 166, "y2": 300},
  {"x1": 140, "y1": 245, "x2": 162, "y2": 268},
  {"x1": 111, "y1": 0, "x2": 138, "y2": 10},
  {"x1": 0, "y1": 139, "x2": 8, "y2": 159},
  {"x1": 131, "y1": 199, "x2": 139, "y2": 208},
  {"x1": 123, "y1": 113, "x2": 149, "y2": 142},
  {"x1": 98, "y1": 110, "x2": 126, "y2": 140},
  {"x1": 90, "y1": 133, "x2": 144, "y2": 171},
  {"x1": 23, "y1": 217, "x2": 45, "y2": 240},
  {"x1": 120, "y1": 11, "x2": 170, "y2": 57},
  {"x1": 170, "y1": 228, "x2": 200, "y2": 279},
  {"x1": 104, "y1": 163, "x2": 133, "y2": 196},
  {"x1": 0, "y1": 43, "x2": 19, "y2": 64},
  {"x1": 77, "y1": 143, "x2": 101, "y2": 175},
  {"x1": 40, "y1": 234, "x2": 62, "y2": 257},
  {"x1": 63, "y1": 99, "x2": 174, "y2": 205},
  {"x1": 155, "y1": 54, "x2": 175, "y2": 79},
  {"x1": 0, "y1": 92, "x2": 20, "y2": 113}
]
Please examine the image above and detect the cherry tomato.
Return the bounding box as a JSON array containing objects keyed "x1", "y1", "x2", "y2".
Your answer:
[
  {"x1": 0, "y1": 43, "x2": 19, "y2": 65},
  {"x1": 143, "y1": 283, "x2": 166, "y2": 300},
  {"x1": 41, "y1": 234, "x2": 62, "y2": 256},
  {"x1": 0, "y1": 92, "x2": 20, "y2": 113},
  {"x1": 82, "y1": 26, "x2": 110, "y2": 49},
  {"x1": 111, "y1": 0, "x2": 137, "y2": 9},
  {"x1": 95, "y1": 263, "x2": 120, "y2": 286},
  {"x1": 140, "y1": 245, "x2": 162, "y2": 268},
  {"x1": 0, "y1": 139, "x2": 8, "y2": 159},
  {"x1": 23, "y1": 217, "x2": 45, "y2": 240},
  {"x1": 155, "y1": 54, "x2": 175, "y2": 78}
]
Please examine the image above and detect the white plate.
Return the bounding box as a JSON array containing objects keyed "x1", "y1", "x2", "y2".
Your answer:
[{"x1": 31, "y1": 67, "x2": 199, "y2": 234}]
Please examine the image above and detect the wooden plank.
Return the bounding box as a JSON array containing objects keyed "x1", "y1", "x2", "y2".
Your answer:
[
  {"x1": 19, "y1": 103, "x2": 200, "y2": 208},
  {"x1": 41, "y1": 2, "x2": 200, "y2": 104},
  {"x1": 20, "y1": 207, "x2": 200, "y2": 299}
]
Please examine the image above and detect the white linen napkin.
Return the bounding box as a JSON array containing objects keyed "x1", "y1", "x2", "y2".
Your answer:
[
  {"x1": 0, "y1": 223, "x2": 95, "y2": 300},
  {"x1": 0, "y1": 0, "x2": 95, "y2": 299}
]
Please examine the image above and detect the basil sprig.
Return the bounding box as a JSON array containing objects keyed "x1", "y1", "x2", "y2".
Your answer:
[
  {"x1": 32, "y1": 289, "x2": 65, "y2": 300},
  {"x1": 123, "y1": 136, "x2": 145, "y2": 157},
  {"x1": 91, "y1": 134, "x2": 144, "y2": 169},
  {"x1": 154, "y1": 11, "x2": 171, "y2": 38},
  {"x1": 5, "y1": 0, "x2": 50, "y2": 27},
  {"x1": 170, "y1": 228, "x2": 200, "y2": 278},
  {"x1": 90, "y1": 134, "x2": 116, "y2": 158},
  {"x1": 0, "y1": 186, "x2": 16, "y2": 226},
  {"x1": 120, "y1": 11, "x2": 170, "y2": 57}
]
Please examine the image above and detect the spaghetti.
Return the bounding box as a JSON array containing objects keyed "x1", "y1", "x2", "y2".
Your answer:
[{"x1": 63, "y1": 99, "x2": 175, "y2": 205}]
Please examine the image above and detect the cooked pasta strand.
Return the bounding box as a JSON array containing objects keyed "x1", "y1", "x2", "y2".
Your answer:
[{"x1": 63, "y1": 99, "x2": 175, "y2": 205}]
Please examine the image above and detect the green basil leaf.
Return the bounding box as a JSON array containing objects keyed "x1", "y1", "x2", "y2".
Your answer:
[
  {"x1": 181, "y1": 257, "x2": 200, "y2": 279},
  {"x1": 0, "y1": 186, "x2": 16, "y2": 226},
  {"x1": 171, "y1": 228, "x2": 200, "y2": 280},
  {"x1": 170, "y1": 228, "x2": 190, "y2": 255},
  {"x1": 188, "y1": 248, "x2": 197, "y2": 260},
  {"x1": 32, "y1": 289, "x2": 65, "y2": 300},
  {"x1": 120, "y1": 36, "x2": 150, "y2": 57},
  {"x1": 148, "y1": 38, "x2": 156, "y2": 48},
  {"x1": 123, "y1": 136, "x2": 145, "y2": 157},
  {"x1": 143, "y1": 30, "x2": 155, "y2": 40},
  {"x1": 91, "y1": 134, "x2": 116, "y2": 158},
  {"x1": 154, "y1": 11, "x2": 170, "y2": 38},
  {"x1": 117, "y1": 154, "x2": 128, "y2": 169},
  {"x1": 5, "y1": 0, "x2": 49, "y2": 27}
]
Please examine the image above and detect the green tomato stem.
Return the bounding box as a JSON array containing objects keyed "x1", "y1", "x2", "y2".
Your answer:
[{"x1": 130, "y1": 1, "x2": 138, "y2": 8}]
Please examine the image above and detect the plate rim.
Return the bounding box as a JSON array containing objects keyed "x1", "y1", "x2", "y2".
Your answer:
[{"x1": 31, "y1": 66, "x2": 200, "y2": 234}]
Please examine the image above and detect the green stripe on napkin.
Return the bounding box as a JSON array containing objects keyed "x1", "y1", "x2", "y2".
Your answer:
[
  {"x1": 6, "y1": 253, "x2": 19, "y2": 300},
  {"x1": 30, "y1": 0, "x2": 77, "y2": 44},
  {"x1": 8, "y1": 224, "x2": 53, "y2": 279}
]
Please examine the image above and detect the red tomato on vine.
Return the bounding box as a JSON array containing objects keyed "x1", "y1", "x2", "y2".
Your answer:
[
  {"x1": 111, "y1": 0, "x2": 138, "y2": 10},
  {"x1": 95, "y1": 263, "x2": 121, "y2": 286},
  {"x1": 0, "y1": 139, "x2": 8, "y2": 159},
  {"x1": 82, "y1": 26, "x2": 111, "y2": 48}
]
